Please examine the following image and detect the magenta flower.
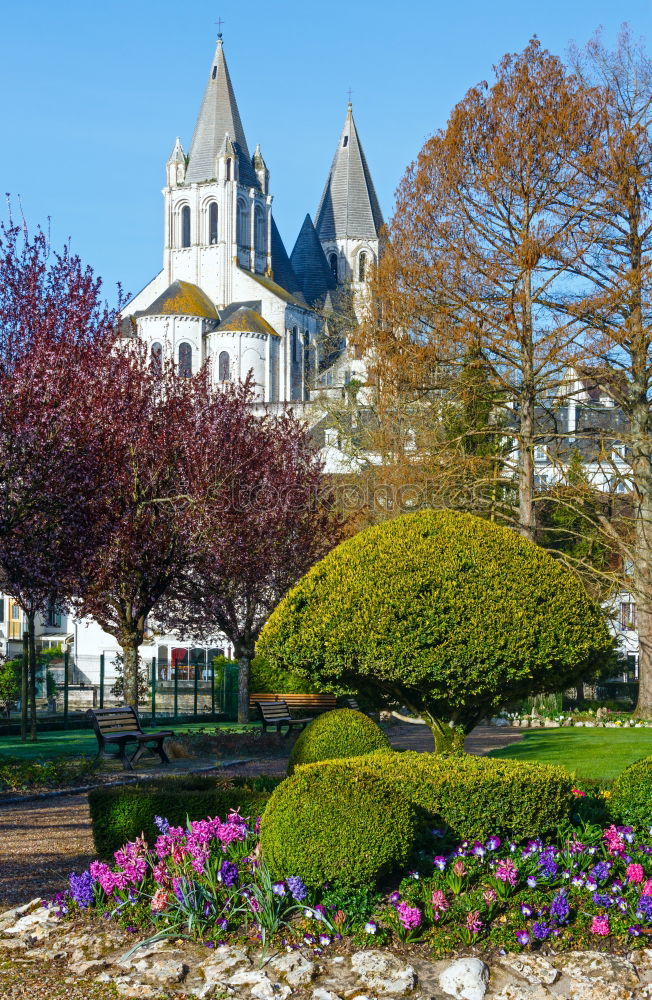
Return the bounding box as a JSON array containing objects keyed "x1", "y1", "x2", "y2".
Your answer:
[
  {"x1": 396, "y1": 902, "x2": 422, "y2": 929},
  {"x1": 452, "y1": 860, "x2": 466, "y2": 877},
  {"x1": 466, "y1": 910, "x2": 483, "y2": 934},
  {"x1": 431, "y1": 890, "x2": 449, "y2": 919},
  {"x1": 626, "y1": 863, "x2": 645, "y2": 885},
  {"x1": 483, "y1": 889, "x2": 497, "y2": 906},
  {"x1": 495, "y1": 859, "x2": 518, "y2": 886},
  {"x1": 602, "y1": 825, "x2": 626, "y2": 857},
  {"x1": 591, "y1": 915, "x2": 610, "y2": 936}
]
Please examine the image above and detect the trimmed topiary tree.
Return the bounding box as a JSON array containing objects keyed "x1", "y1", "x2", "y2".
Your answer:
[
  {"x1": 610, "y1": 755, "x2": 652, "y2": 828},
  {"x1": 288, "y1": 708, "x2": 391, "y2": 773},
  {"x1": 258, "y1": 510, "x2": 614, "y2": 753},
  {"x1": 260, "y1": 759, "x2": 416, "y2": 888}
]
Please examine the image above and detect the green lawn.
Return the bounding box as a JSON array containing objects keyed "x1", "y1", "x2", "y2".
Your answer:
[
  {"x1": 0, "y1": 721, "x2": 260, "y2": 761},
  {"x1": 489, "y1": 727, "x2": 652, "y2": 781}
]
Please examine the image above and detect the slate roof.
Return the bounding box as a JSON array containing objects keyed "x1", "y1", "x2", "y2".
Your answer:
[
  {"x1": 269, "y1": 218, "x2": 306, "y2": 301},
  {"x1": 315, "y1": 105, "x2": 384, "y2": 242},
  {"x1": 217, "y1": 306, "x2": 280, "y2": 338},
  {"x1": 186, "y1": 39, "x2": 258, "y2": 188},
  {"x1": 290, "y1": 214, "x2": 337, "y2": 306},
  {"x1": 140, "y1": 280, "x2": 218, "y2": 319}
]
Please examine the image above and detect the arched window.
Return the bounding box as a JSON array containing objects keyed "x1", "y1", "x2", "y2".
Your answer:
[
  {"x1": 150, "y1": 341, "x2": 162, "y2": 375},
  {"x1": 178, "y1": 342, "x2": 192, "y2": 378},
  {"x1": 237, "y1": 199, "x2": 249, "y2": 246},
  {"x1": 358, "y1": 251, "x2": 367, "y2": 282},
  {"x1": 225, "y1": 158, "x2": 231, "y2": 181},
  {"x1": 218, "y1": 350, "x2": 230, "y2": 381},
  {"x1": 329, "y1": 253, "x2": 338, "y2": 280},
  {"x1": 208, "y1": 202, "x2": 218, "y2": 244},
  {"x1": 254, "y1": 205, "x2": 265, "y2": 253},
  {"x1": 181, "y1": 205, "x2": 191, "y2": 248}
]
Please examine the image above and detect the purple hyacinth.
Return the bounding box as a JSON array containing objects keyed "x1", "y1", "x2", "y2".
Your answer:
[
  {"x1": 69, "y1": 871, "x2": 94, "y2": 909},
  {"x1": 154, "y1": 815, "x2": 170, "y2": 835},
  {"x1": 592, "y1": 892, "x2": 612, "y2": 907},
  {"x1": 591, "y1": 862, "x2": 611, "y2": 883},
  {"x1": 219, "y1": 861, "x2": 239, "y2": 888},
  {"x1": 538, "y1": 854, "x2": 559, "y2": 879},
  {"x1": 532, "y1": 921, "x2": 551, "y2": 941},
  {"x1": 286, "y1": 876, "x2": 308, "y2": 902},
  {"x1": 550, "y1": 890, "x2": 570, "y2": 925},
  {"x1": 636, "y1": 895, "x2": 652, "y2": 922}
]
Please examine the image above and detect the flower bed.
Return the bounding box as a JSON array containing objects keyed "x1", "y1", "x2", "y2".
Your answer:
[
  {"x1": 55, "y1": 794, "x2": 652, "y2": 959},
  {"x1": 0, "y1": 754, "x2": 98, "y2": 792}
]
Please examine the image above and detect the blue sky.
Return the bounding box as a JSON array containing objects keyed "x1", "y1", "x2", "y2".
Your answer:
[{"x1": 3, "y1": 0, "x2": 651, "y2": 304}]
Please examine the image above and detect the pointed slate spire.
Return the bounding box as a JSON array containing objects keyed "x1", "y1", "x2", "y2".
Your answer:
[
  {"x1": 291, "y1": 214, "x2": 337, "y2": 305},
  {"x1": 167, "y1": 136, "x2": 185, "y2": 164},
  {"x1": 315, "y1": 104, "x2": 384, "y2": 241},
  {"x1": 185, "y1": 37, "x2": 258, "y2": 187}
]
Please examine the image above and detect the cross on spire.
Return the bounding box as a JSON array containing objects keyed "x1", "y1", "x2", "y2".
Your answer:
[
  {"x1": 216, "y1": 15, "x2": 224, "y2": 38},
  {"x1": 347, "y1": 87, "x2": 353, "y2": 108}
]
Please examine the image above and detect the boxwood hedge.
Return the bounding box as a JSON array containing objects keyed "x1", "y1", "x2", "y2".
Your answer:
[
  {"x1": 89, "y1": 776, "x2": 278, "y2": 859},
  {"x1": 610, "y1": 755, "x2": 652, "y2": 828},
  {"x1": 288, "y1": 708, "x2": 391, "y2": 773}
]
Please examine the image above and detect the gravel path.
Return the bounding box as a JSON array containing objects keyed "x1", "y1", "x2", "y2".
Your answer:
[{"x1": 0, "y1": 724, "x2": 522, "y2": 908}]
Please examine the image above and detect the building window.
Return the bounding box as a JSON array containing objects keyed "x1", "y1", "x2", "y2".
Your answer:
[
  {"x1": 0, "y1": 598, "x2": 4, "y2": 622},
  {"x1": 11, "y1": 604, "x2": 20, "y2": 620},
  {"x1": 178, "y1": 342, "x2": 192, "y2": 378},
  {"x1": 225, "y1": 158, "x2": 231, "y2": 181},
  {"x1": 218, "y1": 350, "x2": 230, "y2": 381},
  {"x1": 150, "y1": 341, "x2": 162, "y2": 375},
  {"x1": 358, "y1": 251, "x2": 367, "y2": 282},
  {"x1": 181, "y1": 205, "x2": 191, "y2": 248},
  {"x1": 329, "y1": 253, "x2": 338, "y2": 280},
  {"x1": 208, "y1": 202, "x2": 218, "y2": 244},
  {"x1": 292, "y1": 327, "x2": 301, "y2": 364},
  {"x1": 621, "y1": 602, "x2": 636, "y2": 629},
  {"x1": 254, "y1": 205, "x2": 265, "y2": 253},
  {"x1": 237, "y1": 199, "x2": 249, "y2": 246},
  {"x1": 46, "y1": 601, "x2": 62, "y2": 628},
  {"x1": 343, "y1": 135, "x2": 349, "y2": 147}
]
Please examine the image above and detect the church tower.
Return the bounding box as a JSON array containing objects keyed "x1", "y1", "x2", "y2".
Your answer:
[
  {"x1": 314, "y1": 103, "x2": 384, "y2": 303},
  {"x1": 163, "y1": 33, "x2": 273, "y2": 309}
]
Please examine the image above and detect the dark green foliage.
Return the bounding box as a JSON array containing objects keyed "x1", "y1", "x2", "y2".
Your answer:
[
  {"x1": 288, "y1": 708, "x2": 391, "y2": 773},
  {"x1": 259, "y1": 759, "x2": 416, "y2": 888},
  {"x1": 349, "y1": 751, "x2": 575, "y2": 841},
  {"x1": 0, "y1": 754, "x2": 97, "y2": 791},
  {"x1": 89, "y1": 776, "x2": 279, "y2": 859},
  {"x1": 0, "y1": 657, "x2": 21, "y2": 709},
  {"x1": 610, "y1": 755, "x2": 652, "y2": 827},
  {"x1": 249, "y1": 655, "x2": 321, "y2": 695},
  {"x1": 258, "y1": 510, "x2": 614, "y2": 733}
]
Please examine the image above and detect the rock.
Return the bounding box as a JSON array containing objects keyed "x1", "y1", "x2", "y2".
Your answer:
[
  {"x1": 559, "y1": 952, "x2": 638, "y2": 986},
  {"x1": 501, "y1": 954, "x2": 559, "y2": 986},
  {"x1": 352, "y1": 950, "x2": 417, "y2": 995},
  {"x1": 0, "y1": 899, "x2": 43, "y2": 930},
  {"x1": 491, "y1": 987, "x2": 552, "y2": 1000},
  {"x1": 519, "y1": 719, "x2": 530, "y2": 728},
  {"x1": 439, "y1": 957, "x2": 490, "y2": 1000},
  {"x1": 543, "y1": 720, "x2": 559, "y2": 728},
  {"x1": 269, "y1": 950, "x2": 316, "y2": 987},
  {"x1": 312, "y1": 990, "x2": 343, "y2": 1000},
  {"x1": 228, "y1": 967, "x2": 291, "y2": 1000},
  {"x1": 1, "y1": 903, "x2": 61, "y2": 941},
  {"x1": 491, "y1": 717, "x2": 510, "y2": 727},
  {"x1": 68, "y1": 958, "x2": 108, "y2": 977},
  {"x1": 562, "y1": 718, "x2": 573, "y2": 726},
  {"x1": 201, "y1": 945, "x2": 251, "y2": 975}
]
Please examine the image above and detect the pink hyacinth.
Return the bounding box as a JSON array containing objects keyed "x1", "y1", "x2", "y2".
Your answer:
[
  {"x1": 643, "y1": 879, "x2": 652, "y2": 896},
  {"x1": 626, "y1": 863, "x2": 645, "y2": 885},
  {"x1": 396, "y1": 902, "x2": 422, "y2": 929},
  {"x1": 466, "y1": 910, "x2": 483, "y2": 934},
  {"x1": 591, "y1": 914, "x2": 610, "y2": 936},
  {"x1": 483, "y1": 889, "x2": 497, "y2": 905},
  {"x1": 495, "y1": 859, "x2": 518, "y2": 886},
  {"x1": 602, "y1": 825, "x2": 626, "y2": 857},
  {"x1": 452, "y1": 860, "x2": 466, "y2": 877},
  {"x1": 152, "y1": 863, "x2": 170, "y2": 886},
  {"x1": 431, "y1": 890, "x2": 449, "y2": 920},
  {"x1": 150, "y1": 888, "x2": 169, "y2": 913}
]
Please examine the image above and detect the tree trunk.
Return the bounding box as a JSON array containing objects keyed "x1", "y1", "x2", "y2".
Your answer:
[
  {"x1": 20, "y1": 631, "x2": 28, "y2": 743},
  {"x1": 27, "y1": 610, "x2": 37, "y2": 742},
  {"x1": 518, "y1": 267, "x2": 536, "y2": 542},
  {"x1": 236, "y1": 647, "x2": 252, "y2": 724},
  {"x1": 421, "y1": 710, "x2": 466, "y2": 755},
  {"x1": 121, "y1": 637, "x2": 141, "y2": 709}
]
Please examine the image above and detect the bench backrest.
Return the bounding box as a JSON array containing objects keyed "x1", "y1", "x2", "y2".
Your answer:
[
  {"x1": 249, "y1": 693, "x2": 337, "y2": 712},
  {"x1": 255, "y1": 699, "x2": 292, "y2": 721},
  {"x1": 87, "y1": 706, "x2": 142, "y2": 735}
]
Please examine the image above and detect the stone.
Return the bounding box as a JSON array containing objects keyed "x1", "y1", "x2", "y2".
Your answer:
[
  {"x1": 202, "y1": 944, "x2": 251, "y2": 975},
  {"x1": 0, "y1": 899, "x2": 43, "y2": 929},
  {"x1": 269, "y1": 950, "x2": 316, "y2": 987},
  {"x1": 519, "y1": 720, "x2": 530, "y2": 728},
  {"x1": 351, "y1": 950, "x2": 417, "y2": 995},
  {"x1": 543, "y1": 720, "x2": 559, "y2": 728},
  {"x1": 312, "y1": 990, "x2": 344, "y2": 1000},
  {"x1": 491, "y1": 717, "x2": 510, "y2": 727},
  {"x1": 559, "y1": 952, "x2": 638, "y2": 986},
  {"x1": 439, "y1": 957, "x2": 490, "y2": 1000},
  {"x1": 228, "y1": 966, "x2": 291, "y2": 999},
  {"x1": 490, "y1": 987, "x2": 552, "y2": 1000},
  {"x1": 1, "y1": 904, "x2": 61, "y2": 941},
  {"x1": 501, "y1": 954, "x2": 559, "y2": 986}
]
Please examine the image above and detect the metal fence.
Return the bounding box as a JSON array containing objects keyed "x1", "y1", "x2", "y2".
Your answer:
[{"x1": 0, "y1": 644, "x2": 240, "y2": 735}]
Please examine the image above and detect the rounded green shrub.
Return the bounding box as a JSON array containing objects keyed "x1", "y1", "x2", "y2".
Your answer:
[
  {"x1": 288, "y1": 708, "x2": 391, "y2": 773},
  {"x1": 260, "y1": 759, "x2": 416, "y2": 888},
  {"x1": 258, "y1": 510, "x2": 614, "y2": 736},
  {"x1": 340, "y1": 751, "x2": 574, "y2": 841},
  {"x1": 250, "y1": 655, "x2": 321, "y2": 695},
  {"x1": 610, "y1": 755, "x2": 652, "y2": 828}
]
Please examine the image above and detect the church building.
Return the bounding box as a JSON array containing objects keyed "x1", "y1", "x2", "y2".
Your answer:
[{"x1": 123, "y1": 31, "x2": 384, "y2": 405}]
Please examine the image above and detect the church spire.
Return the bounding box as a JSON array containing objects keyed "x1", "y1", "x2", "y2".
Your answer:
[
  {"x1": 314, "y1": 103, "x2": 384, "y2": 242},
  {"x1": 185, "y1": 36, "x2": 257, "y2": 187}
]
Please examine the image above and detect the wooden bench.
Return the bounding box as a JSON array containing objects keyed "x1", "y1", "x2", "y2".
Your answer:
[
  {"x1": 87, "y1": 706, "x2": 174, "y2": 771},
  {"x1": 253, "y1": 699, "x2": 314, "y2": 737},
  {"x1": 249, "y1": 693, "x2": 337, "y2": 715}
]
